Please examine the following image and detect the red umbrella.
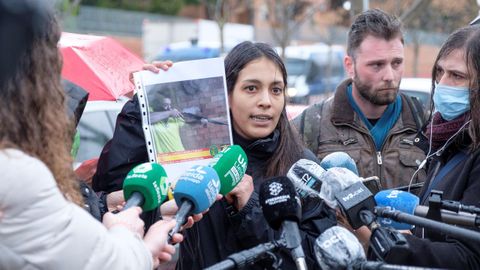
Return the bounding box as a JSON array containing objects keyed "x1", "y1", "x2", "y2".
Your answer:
[{"x1": 59, "y1": 32, "x2": 144, "y2": 101}]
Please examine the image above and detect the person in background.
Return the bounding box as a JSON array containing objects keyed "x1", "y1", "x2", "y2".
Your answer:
[
  {"x1": 293, "y1": 9, "x2": 426, "y2": 192},
  {"x1": 0, "y1": 2, "x2": 183, "y2": 269}
]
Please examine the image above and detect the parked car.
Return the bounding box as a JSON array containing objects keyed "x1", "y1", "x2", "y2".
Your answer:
[
  {"x1": 399, "y1": 77, "x2": 432, "y2": 118},
  {"x1": 75, "y1": 100, "x2": 127, "y2": 165},
  {"x1": 152, "y1": 40, "x2": 231, "y2": 62},
  {"x1": 281, "y1": 44, "x2": 346, "y2": 104}
]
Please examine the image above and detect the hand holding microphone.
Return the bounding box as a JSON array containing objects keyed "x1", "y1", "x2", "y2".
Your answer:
[
  {"x1": 168, "y1": 165, "x2": 220, "y2": 242},
  {"x1": 224, "y1": 174, "x2": 254, "y2": 211},
  {"x1": 122, "y1": 162, "x2": 169, "y2": 212},
  {"x1": 210, "y1": 144, "x2": 250, "y2": 211}
]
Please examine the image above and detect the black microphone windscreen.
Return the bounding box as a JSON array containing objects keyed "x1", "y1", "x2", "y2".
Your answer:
[{"x1": 259, "y1": 176, "x2": 301, "y2": 230}]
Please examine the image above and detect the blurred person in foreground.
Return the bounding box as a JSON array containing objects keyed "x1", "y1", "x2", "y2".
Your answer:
[
  {"x1": 293, "y1": 9, "x2": 426, "y2": 191},
  {"x1": 0, "y1": 2, "x2": 183, "y2": 269},
  {"x1": 351, "y1": 24, "x2": 480, "y2": 269}
]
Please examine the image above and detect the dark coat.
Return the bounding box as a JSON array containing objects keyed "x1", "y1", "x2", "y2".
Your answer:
[
  {"x1": 91, "y1": 95, "x2": 160, "y2": 227},
  {"x1": 92, "y1": 95, "x2": 336, "y2": 269},
  {"x1": 385, "y1": 129, "x2": 480, "y2": 269},
  {"x1": 177, "y1": 130, "x2": 337, "y2": 270}
]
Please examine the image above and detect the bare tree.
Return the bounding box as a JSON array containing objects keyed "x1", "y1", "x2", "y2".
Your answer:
[
  {"x1": 201, "y1": 0, "x2": 246, "y2": 53},
  {"x1": 266, "y1": 0, "x2": 323, "y2": 59}
]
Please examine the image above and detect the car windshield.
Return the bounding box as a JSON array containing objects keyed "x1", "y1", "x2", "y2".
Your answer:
[{"x1": 285, "y1": 58, "x2": 308, "y2": 76}]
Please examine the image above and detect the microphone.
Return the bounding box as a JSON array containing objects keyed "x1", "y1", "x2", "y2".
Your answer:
[
  {"x1": 209, "y1": 144, "x2": 248, "y2": 195},
  {"x1": 376, "y1": 189, "x2": 480, "y2": 228},
  {"x1": 319, "y1": 167, "x2": 363, "y2": 209},
  {"x1": 374, "y1": 207, "x2": 480, "y2": 244},
  {"x1": 122, "y1": 162, "x2": 169, "y2": 211},
  {"x1": 335, "y1": 180, "x2": 376, "y2": 230},
  {"x1": 204, "y1": 240, "x2": 285, "y2": 270},
  {"x1": 440, "y1": 199, "x2": 480, "y2": 215},
  {"x1": 314, "y1": 226, "x2": 439, "y2": 270},
  {"x1": 168, "y1": 165, "x2": 220, "y2": 240},
  {"x1": 320, "y1": 152, "x2": 382, "y2": 194},
  {"x1": 286, "y1": 158, "x2": 325, "y2": 200},
  {"x1": 259, "y1": 177, "x2": 307, "y2": 270},
  {"x1": 375, "y1": 189, "x2": 419, "y2": 230},
  {"x1": 320, "y1": 151, "x2": 359, "y2": 175},
  {"x1": 314, "y1": 226, "x2": 366, "y2": 270}
]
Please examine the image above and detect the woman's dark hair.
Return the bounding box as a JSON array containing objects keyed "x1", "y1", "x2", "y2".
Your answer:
[
  {"x1": 430, "y1": 25, "x2": 480, "y2": 149},
  {"x1": 224, "y1": 41, "x2": 304, "y2": 177},
  {"x1": 0, "y1": 11, "x2": 82, "y2": 205}
]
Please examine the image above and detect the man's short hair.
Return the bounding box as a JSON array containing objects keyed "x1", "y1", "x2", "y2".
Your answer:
[{"x1": 347, "y1": 8, "x2": 404, "y2": 58}]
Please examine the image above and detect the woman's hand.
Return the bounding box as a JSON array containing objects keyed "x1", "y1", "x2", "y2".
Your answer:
[
  {"x1": 159, "y1": 194, "x2": 222, "y2": 230},
  {"x1": 129, "y1": 60, "x2": 173, "y2": 83},
  {"x1": 106, "y1": 190, "x2": 125, "y2": 212},
  {"x1": 336, "y1": 209, "x2": 371, "y2": 252},
  {"x1": 143, "y1": 219, "x2": 182, "y2": 267},
  {"x1": 102, "y1": 207, "x2": 145, "y2": 237},
  {"x1": 225, "y1": 174, "x2": 254, "y2": 211}
]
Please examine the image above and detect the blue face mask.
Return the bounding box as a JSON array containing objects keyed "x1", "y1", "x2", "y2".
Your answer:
[{"x1": 433, "y1": 83, "x2": 470, "y2": 121}]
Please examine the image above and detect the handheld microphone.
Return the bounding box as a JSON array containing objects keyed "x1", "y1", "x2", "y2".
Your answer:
[
  {"x1": 335, "y1": 180, "x2": 376, "y2": 229},
  {"x1": 259, "y1": 177, "x2": 307, "y2": 270},
  {"x1": 319, "y1": 167, "x2": 363, "y2": 209},
  {"x1": 314, "y1": 226, "x2": 436, "y2": 270},
  {"x1": 286, "y1": 159, "x2": 325, "y2": 200},
  {"x1": 375, "y1": 189, "x2": 419, "y2": 230},
  {"x1": 320, "y1": 151, "x2": 359, "y2": 175},
  {"x1": 314, "y1": 226, "x2": 366, "y2": 270},
  {"x1": 376, "y1": 190, "x2": 480, "y2": 228},
  {"x1": 122, "y1": 162, "x2": 168, "y2": 211},
  {"x1": 209, "y1": 145, "x2": 248, "y2": 195},
  {"x1": 168, "y1": 165, "x2": 220, "y2": 240}
]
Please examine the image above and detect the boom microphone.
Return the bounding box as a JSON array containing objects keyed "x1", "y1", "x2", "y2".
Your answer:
[
  {"x1": 122, "y1": 162, "x2": 168, "y2": 211},
  {"x1": 259, "y1": 177, "x2": 307, "y2": 270},
  {"x1": 209, "y1": 145, "x2": 248, "y2": 195},
  {"x1": 374, "y1": 207, "x2": 480, "y2": 244},
  {"x1": 320, "y1": 152, "x2": 359, "y2": 175},
  {"x1": 168, "y1": 165, "x2": 220, "y2": 240},
  {"x1": 204, "y1": 240, "x2": 285, "y2": 270}
]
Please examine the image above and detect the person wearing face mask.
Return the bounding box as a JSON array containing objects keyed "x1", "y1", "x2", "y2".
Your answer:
[{"x1": 350, "y1": 24, "x2": 480, "y2": 269}]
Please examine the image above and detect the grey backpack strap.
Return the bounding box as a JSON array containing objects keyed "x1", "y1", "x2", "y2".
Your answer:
[
  {"x1": 404, "y1": 94, "x2": 426, "y2": 131},
  {"x1": 299, "y1": 100, "x2": 325, "y2": 153}
]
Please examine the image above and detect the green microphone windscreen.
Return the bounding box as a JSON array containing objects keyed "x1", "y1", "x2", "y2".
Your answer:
[
  {"x1": 210, "y1": 145, "x2": 248, "y2": 195},
  {"x1": 123, "y1": 162, "x2": 168, "y2": 211}
]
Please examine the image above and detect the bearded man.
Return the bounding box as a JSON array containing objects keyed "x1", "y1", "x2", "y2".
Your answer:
[{"x1": 293, "y1": 9, "x2": 427, "y2": 190}]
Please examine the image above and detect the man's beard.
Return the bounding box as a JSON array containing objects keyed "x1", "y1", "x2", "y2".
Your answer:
[{"x1": 353, "y1": 75, "x2": 399, "y2": 106}]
